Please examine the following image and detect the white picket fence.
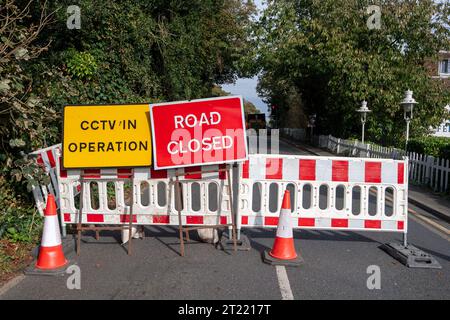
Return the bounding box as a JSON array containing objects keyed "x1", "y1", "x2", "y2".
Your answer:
[
  {"x1": 408, "y1": 152, "x2": 450, "y2": 193},
  {"x1": 281, "y1": 129, "x2": 450, "y2": 193},
  {"x1": 317, "y1": 134, "x2": 450, "y2": 193},
  {"x1": 281, "y1": 128, "x2": 307, "y2": 142},
  {"x1": 318, "y1": 135, "x2": 405, "y2": 160}
]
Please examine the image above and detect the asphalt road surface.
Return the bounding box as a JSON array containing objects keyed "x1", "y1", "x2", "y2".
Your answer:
[{"x1": 1, "y1": 139, "x2": 449, "y2": 300}]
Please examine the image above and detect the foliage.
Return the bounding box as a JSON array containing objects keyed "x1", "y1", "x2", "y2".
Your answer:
[
  {"x1": 0, "y1": 175, "x2": 42, "y2": 243},
  {"x1": 407, "y1": 136, "x2": 450, "y2": 159},
  {"x1": 0, "y1": 238, "x2": 35, "y2": 285},
  {"x1": 0, "y1": 0, "x2": 256, "y2": 246},
  {"x1": 30, "y1": 0, "x2": 256, "y2": 108},
  {"x1": 243, "y1": 100, "x2": 260, "y2": 115},
  {"x1": 0, "y1": 0, "x2": 54, "y2": 244},
  {"x1": 66, "y1": 50, "x2": 97, "y2": 80},
  {"x1": 0, "y1": 0, "x2": 56, "y2": 171},
  {"x1": 252, "y1": 0, "x2": 450, "y2": 146}
]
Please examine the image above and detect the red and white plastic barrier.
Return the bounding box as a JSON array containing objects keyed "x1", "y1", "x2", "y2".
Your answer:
[
  {"x1": 237, "y1": 154, "x2": 408, "y2": 233},
  {"x1": 29, "y1": 144, "x2": 63, "y2": 216},
  {"x1": 57, "y1": 160, "x2": 233, "y2": 228}
]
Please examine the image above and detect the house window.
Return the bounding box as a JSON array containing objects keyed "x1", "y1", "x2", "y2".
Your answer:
[{"x1": 440, "y1": 59, "x2": 449, "y2": 75}]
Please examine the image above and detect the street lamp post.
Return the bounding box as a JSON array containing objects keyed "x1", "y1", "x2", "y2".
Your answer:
[
  {"x1": 308, "y1": 114, "x2": 316, "y2": 143},
  {"x1": 400, "y1": 90, "x2": 418, "y2": 153},
  {"x1": 356, "y1": 100, "x2": 371, "y2": 144},
  {"x1": 399, "y1": 90, "x2": 417, "y2": 248}
]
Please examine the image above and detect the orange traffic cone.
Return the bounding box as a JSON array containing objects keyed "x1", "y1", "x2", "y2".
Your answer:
[
  {"x1": 35, "y1": 194, "x2": 68, "y2": 270},
  {"x1": 263, "y1": 190, "x2": 303, "y2": 266}
]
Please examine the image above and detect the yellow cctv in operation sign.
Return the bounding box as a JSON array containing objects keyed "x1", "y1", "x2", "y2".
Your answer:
[{"x1": 63, "y1": 104, "x2": 152, "y2": 168}]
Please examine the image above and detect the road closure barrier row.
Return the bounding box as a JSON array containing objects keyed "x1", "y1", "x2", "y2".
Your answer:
[
  {"x1": 30, "y1": 145, "x2": 408, "y2": 236},
  {"x1": 237, "y1": 154, "x2": 408, "y2": 233}
]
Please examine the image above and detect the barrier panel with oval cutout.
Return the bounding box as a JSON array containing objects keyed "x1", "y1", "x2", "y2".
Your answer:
[
  {"x1": 56, "y1": 145, "x2": 232, "y2": 228},
  {"x1": 238, "y1": 154, "x2": 408, "y2": 233},
  {"x1": 29, "y1": 144, "x2": 64, "y2": 216}
]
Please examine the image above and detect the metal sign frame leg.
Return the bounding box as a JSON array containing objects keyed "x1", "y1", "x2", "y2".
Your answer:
[
  {"x1": 226, "y1": 164, "x2": 238, "y2": 251},
  {"x1": 219, "y1": 162, "x2": 251, "y2": 251},
  {"x1": 175, "y1": 165, "x2": 237, "y2": 257},
  {"x1": 76, "y1": 175, "x2": 135, "y2": 256},
  {"x1": 175, "y1": 171, "x2": 185, "y2": 257}
]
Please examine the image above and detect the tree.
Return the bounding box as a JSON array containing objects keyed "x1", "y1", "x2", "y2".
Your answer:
[
  {"x1": 28, "y1": 0, "x2": 256, "y2": 108},
  {"x1": 0, "y1": 0, "x2": 55, "y2": 242},
  {"x1": 3, "y1": 0, "x2": 256, "y2": 169},
  {"x1": 253, "y1": 0, "x2": 450, "y2": 146},
  {"x1": 0, "y1": 0, "x2": 256, "y2": 241},
  {"x1": 0, "y1": 0, "x2": 55, "y2": 189}
]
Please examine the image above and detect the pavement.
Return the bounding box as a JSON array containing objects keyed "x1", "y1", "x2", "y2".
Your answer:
[
  {"x1": 408, "y1": 185, "x2": 450, "y2": 224},
  {"x1": 0, "y1": 139, "x2": 449, "y2": 300}
]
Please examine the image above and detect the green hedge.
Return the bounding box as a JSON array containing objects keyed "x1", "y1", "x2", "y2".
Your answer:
[{"x1": 407, "y1": 136, "x2": 450, "y2": 159}]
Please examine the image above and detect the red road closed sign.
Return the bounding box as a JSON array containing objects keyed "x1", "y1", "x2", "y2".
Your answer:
[{"x1": 150, "y1": 96, "x2": 248, "y2": 169}]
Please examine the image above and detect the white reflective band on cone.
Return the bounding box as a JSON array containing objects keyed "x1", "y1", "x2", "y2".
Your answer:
[
  {"x1": 41, "y1": 215, "x2": 62, "y2": 247},
  {"x1": 276, "y1": 209, "x2": 293, "y2": 239}
]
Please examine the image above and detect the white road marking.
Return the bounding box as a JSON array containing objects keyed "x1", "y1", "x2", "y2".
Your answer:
[
  {"x1": 384, "y1": 193, "x2": 450, "y2": 241},
  {"x1": 409, "y1": 214, "x2": 450, "y2": 242},
  {"x1": 275, "y1": 266, "x2": 294, "y2": 300},
  {"x1": 409, "y1": 210, "x2": 450, "y2": 235}
]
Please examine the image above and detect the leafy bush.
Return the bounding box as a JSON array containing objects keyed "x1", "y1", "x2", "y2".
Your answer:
[
  {"x1": 0, "y1": 176, "x2": 42, "y2": 243},
  {"x1": 407, "y1": 136, "x2": 450, "y2": 159},
  {"x1": 0, "y1": 1, "x2": 54, "y2": 245},
  {"x1": 66, "y1": 51, "x2": 98, "y2": 80}
]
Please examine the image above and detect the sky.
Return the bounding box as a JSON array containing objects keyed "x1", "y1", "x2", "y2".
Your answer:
[
  {"x1": 221, "y1": 0, "x2": 268, "y2": 118},
  {"x1": 221, "y1": 75, "x2": 268, "y2": 115}
]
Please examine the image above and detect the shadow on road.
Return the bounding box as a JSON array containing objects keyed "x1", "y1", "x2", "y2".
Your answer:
[{"x1": 244, "y1": 228, "x2": 384, "y2": 244}]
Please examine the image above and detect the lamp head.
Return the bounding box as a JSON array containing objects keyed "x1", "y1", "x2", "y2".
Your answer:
[
  {"x1": 400, "y1": 90, "x2": 417, "y2": 118},
  {"x1": 356, "y1": 100, "x2": 371, "y2": 114},
  {"x1": 308, "y1": 114, "x2": 316, "y2": 127}
]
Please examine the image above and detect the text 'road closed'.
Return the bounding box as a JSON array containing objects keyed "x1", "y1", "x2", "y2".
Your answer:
[{"x1": 150, "y1": 96, "x2": 248, "y2": 169}]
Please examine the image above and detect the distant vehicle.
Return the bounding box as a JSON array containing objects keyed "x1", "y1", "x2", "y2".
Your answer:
[{"x1": 246, "y1": 113, "x2": 266, "y2": 130}]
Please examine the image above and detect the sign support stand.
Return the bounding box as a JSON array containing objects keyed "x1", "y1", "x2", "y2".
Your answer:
[
  {"x1": 227, "y1": 164, "x2": 238, "y2": 251},
  {"x1": 76, "y1": 173, "x2": 135, "y2": 256},
  {"x1": 174, "y1": 164, "x2": 237, "y2": 257},
  {"x1": 175, "y1": 170, "x2": 185, "y2": 256}
]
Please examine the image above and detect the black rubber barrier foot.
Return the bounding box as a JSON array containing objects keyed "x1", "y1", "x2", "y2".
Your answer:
[
  {"x1": 23, "y1": 260, "x2": 75, "y2": 276},
  {"x1": 381, "y1": 242, "x2": 442, "y2": 269},
  {"x1": 217, "y1": 232, "x2": 252, "y2": 251},
  {"x1": 262, "y1": 250, "x2": 304, "y2": 267}
]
